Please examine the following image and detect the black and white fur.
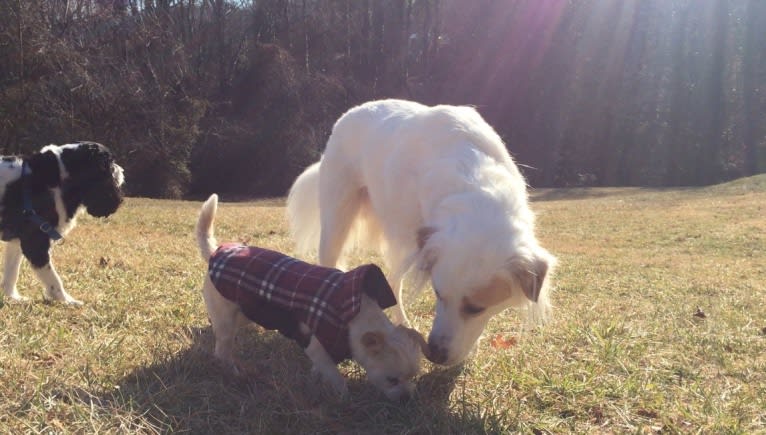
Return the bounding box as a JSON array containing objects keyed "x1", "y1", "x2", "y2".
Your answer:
[{"x1": 0, "y1": 142, "x2": 124, "y2": 305}]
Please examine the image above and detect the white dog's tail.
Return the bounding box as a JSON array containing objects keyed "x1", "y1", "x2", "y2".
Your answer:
[
  {"x1": 196, "y1": 194, "x2": 219, "y2": 260},
  {"x1": 287, "y1": 162, "x2": 322, "y2": 256},
  {"x1": 287, "y1": 161, "x2": 383, "y2": 264}
]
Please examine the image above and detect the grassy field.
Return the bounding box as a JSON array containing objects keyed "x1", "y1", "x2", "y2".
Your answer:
[{"x1": 1, "y1": 176, "x2": 765, "y2": 434}]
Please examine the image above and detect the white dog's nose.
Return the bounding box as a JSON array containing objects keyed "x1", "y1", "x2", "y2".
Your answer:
[{"x1": 427, "y1": 340, "x2": 449, "y2": 364}]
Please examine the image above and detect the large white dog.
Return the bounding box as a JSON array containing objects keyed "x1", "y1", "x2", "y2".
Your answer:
[{"x1": 287, "y1": 99, "x2": 555, "y2": 366}]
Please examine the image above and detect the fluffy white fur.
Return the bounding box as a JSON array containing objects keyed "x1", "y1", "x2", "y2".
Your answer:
[
  {"x1": 196, "y1": 194, "x2": 425, "y2": 400},
  {"x1": 287, "y1": 99, "x2": 555, "y2": 366}
]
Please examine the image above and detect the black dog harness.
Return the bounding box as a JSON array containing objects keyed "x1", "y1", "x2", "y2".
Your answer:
[{"x1": 21, "y1": 161, "x2": 63, "y2": 241}]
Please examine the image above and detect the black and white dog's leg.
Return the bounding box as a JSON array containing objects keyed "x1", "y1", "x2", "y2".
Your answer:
[
  {"x1": 2, "y1": 240, "x2": 26, "y2": 302},
  {"x1": 21, "y1": 236, "x2": 82, "y2": 305},
  {"x1": 33, "y1": 259, "x2": 81, "y2": 305}
]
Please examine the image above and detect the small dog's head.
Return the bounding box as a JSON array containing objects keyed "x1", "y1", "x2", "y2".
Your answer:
[
  {"x1": 353, "y1": 325, "x2": 427, "y2": 401},
  {"x1": 57, "y1": 142, "x2": 125, "y2": 217}
]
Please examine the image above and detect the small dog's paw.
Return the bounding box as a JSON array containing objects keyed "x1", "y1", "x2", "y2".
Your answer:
[
  {"x1": 219, "y1": 355, "x2": 248, "y2": 377},
  {"x1": 331, "y1": 378, "x2": 349, "y2": 398},
  {"x1": 310, "y1": 366, "x2": 322, "y2": 380},
  {"x1": 231, "y1": 360, "x2": 249, "y2": 377},
  {"x1": 325, "y1": 373, "x2": 348, "y2": 397},
  {"x1": 311, "y1": 365, "x2": 348, "y2": 397}
]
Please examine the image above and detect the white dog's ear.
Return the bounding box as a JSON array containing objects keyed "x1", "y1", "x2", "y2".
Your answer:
[
  {"x1": 361, "y1": 331, "x2": 385, "y2": 356},
  {"x1": 416, "y1": 226, "x2": 439, "y2": 272},
  {"x1": 509, "y1": 249, "x2": 553, "y2": 303}
]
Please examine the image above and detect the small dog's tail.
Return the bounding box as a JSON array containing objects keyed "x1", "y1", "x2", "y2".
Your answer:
[{"x1": 196, "y1": 194, "x2": 219, "y2": 260}]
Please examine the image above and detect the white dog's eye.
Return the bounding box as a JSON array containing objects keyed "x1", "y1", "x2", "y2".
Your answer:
[{"x1": 462, "y1": 302, "x2": 486, "y2": 316}]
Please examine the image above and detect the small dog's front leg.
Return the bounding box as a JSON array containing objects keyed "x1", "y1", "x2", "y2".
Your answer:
[
  {"x1": 33, "y1": 261, "x2": 82, "y2": 306},
  {"x1": 305, "y1": 335, "x2": 347, "y2": 397},
  {"x1": 203, "y1": 279, "x2": 248, "y2": 374},
  {"x1": 2, "y1": 241, "x2": 27, "y2": 302}
]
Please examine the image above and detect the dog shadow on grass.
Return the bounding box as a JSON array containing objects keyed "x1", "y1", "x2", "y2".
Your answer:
[{"x1": 96, "y1": 325, "x2": 494, "y2": 434}]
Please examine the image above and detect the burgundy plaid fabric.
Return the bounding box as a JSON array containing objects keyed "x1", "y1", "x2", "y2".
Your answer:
[{"x1": 209, "y1": 243, "x2": 397, "y2": 363}]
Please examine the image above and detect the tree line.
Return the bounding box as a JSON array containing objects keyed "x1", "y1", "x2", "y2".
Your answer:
[{"x1": 1, "y1": 0, "x2": 764, "y2": 197}]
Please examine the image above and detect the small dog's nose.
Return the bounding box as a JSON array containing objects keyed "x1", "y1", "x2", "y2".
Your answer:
[{"x1": 428, "y1": 342, "x2": 448, "y2": 364}]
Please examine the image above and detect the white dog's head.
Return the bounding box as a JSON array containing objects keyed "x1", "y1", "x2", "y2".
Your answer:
[{"x1": 416, "y1": 222, "x2": 555, "y2": 366}]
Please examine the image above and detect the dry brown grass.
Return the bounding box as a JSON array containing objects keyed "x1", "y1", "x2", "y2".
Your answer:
[{"x1": 1, "y1": 177, "x2": 765, "y2": 434}]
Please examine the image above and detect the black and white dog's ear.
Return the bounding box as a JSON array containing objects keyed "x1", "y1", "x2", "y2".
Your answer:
[
  {"x1": 26, "y1": 150, "x2": 62, "y2": 188},
  {"x1": 60, "y1": 142, "x2": 112, "y2": 175},
  {"x1": 56, "y1": 141, "x2": 124, "y2": 218},
  {"x1": 83, "y1": 178, "x2": 123, "y2": 217}
]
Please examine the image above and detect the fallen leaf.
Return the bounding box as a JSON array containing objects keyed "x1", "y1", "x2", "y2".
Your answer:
[
  {"x1": 490, "y1": 334, "x2": 517, "y2": 349},
  {"x1": 637, "y1": 408, "x2": 659, "y2": 418},
  {"x1": 693, "y1": 307, "x2": 706, "y2": 319}
]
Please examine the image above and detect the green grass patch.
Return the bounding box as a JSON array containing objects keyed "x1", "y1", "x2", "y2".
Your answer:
[{"x1": 2, "y1": 178, "x2": 765, "y2": 433}]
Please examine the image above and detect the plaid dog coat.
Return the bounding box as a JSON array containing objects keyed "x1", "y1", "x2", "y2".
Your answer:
[{"x1": 209, "y1": 243, "x2": 397, "y2": 363}]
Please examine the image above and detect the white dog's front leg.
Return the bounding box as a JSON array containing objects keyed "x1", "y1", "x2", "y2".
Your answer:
[
  {"x1": 390, "y1": 278, "x2": 410, "y2": 326},
  {"x1": 305, "y1": 335, "x2": 347, "y2": 397},
  {"x1": 388, "y1": 252, "x2": 416, "y2": 326},
  {"x1": 2, "y1": 240, "x2": 26, "y2": 302},
  {"x1": 33, "y1": 260, "x2": 82, "y2": 305}
]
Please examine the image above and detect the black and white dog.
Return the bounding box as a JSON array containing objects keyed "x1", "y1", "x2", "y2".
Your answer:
[{"x1": 0, "y1": 142, "x2": 124, "y2": 305}]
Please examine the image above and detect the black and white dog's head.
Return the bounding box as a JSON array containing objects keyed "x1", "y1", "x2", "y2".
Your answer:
[
  {"x1": 52, "y1": 142, "x2": 124, "y2": 217},
  {"x1": 1, "y1": 142, "x2": 125, "y2": 241},
  {"x1": 34, "y1": 142, "x2": 125, "y2": 218}
]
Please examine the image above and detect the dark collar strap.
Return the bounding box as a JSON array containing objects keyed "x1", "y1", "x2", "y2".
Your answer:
[{"x1": 21, "y1": 161, "x2": 63, "y2": 241}]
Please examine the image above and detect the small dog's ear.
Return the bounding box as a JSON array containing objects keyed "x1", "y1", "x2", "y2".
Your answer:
[
  {"x1": 397, "y1": 325, "x2": 430, "y2": 359},
  {"x1": 508, "y1": 248, "x2": 554, "y2": 303},
  {"x1": 416, "y1": 226, "x2": 438, "y2": 272},
  {"x1": 361, "y1": 331, "x2": 385, "y2": 355}
]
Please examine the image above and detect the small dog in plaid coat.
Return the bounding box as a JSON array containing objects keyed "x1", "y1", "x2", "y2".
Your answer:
[{"x1": 195, "y1": 194, "x2": 427, "y2": 400}]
